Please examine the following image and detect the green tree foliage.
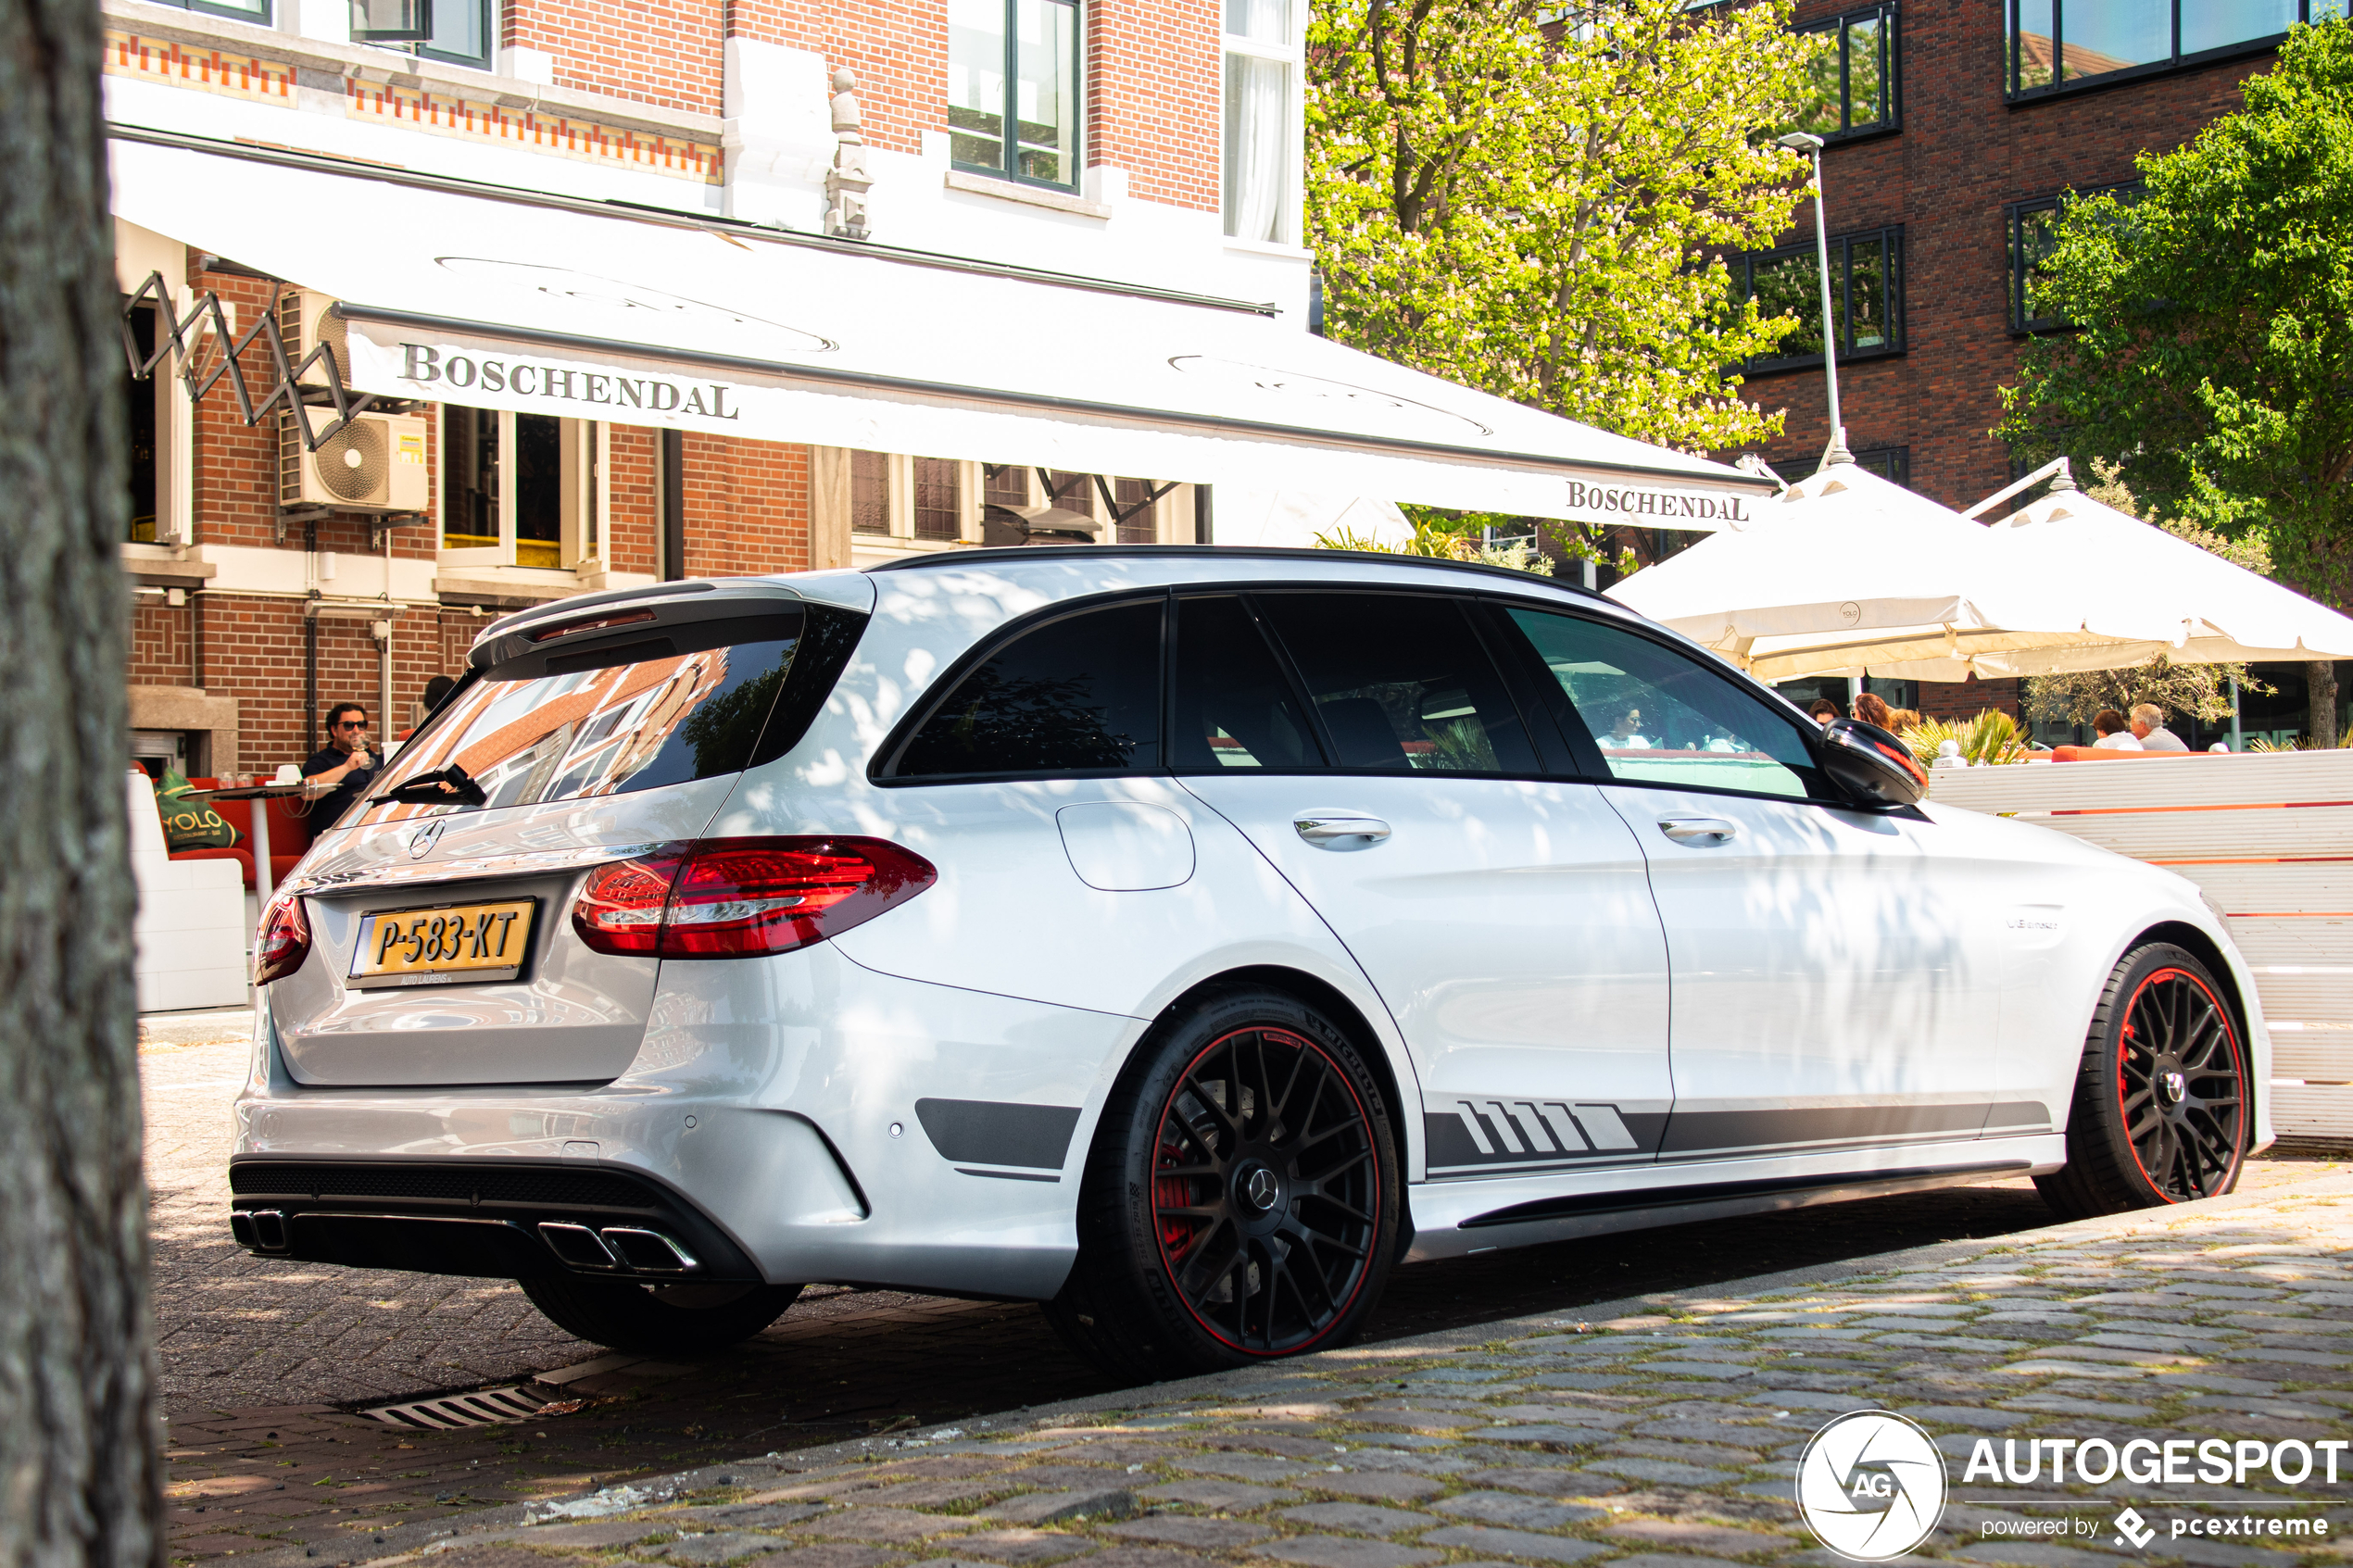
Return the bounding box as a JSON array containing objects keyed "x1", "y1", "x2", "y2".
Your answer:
[
  {"x1": 1307, "y1": 0, "x2": 1818, "y2": 453},
  {"x1": 1996, "y1": 19, "x2": 2353, "y2": 607}
]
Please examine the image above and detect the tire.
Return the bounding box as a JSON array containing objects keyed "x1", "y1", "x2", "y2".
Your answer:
[
  {"x1": 1046, "y1": 985, "x2": 1402, "y2": 1382},
  {"x1": 520, "y1": 1275, "x2": 803, "y2": 1355},
  {"x1": 2035, "y1": 941, "x2": 2250, "y2": 1223}
]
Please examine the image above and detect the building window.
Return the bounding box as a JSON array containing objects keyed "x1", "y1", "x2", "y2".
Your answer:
[
  {"x1": 126, "y1": 305, "x2": 160, "y2": 543},
  {"x1": 2009, "y1": 0, "x2": 2335, "y2": 97},
  {"x1": 439, "y1": 405, "x2": 604, "y2": 569},
  {"x1": 348, "y1": 0, "x2": 488, "y2": 68},
  {"x1": 1224, "y1": 0, "x2": 1301, "y2": 243},
  {"x1": 1732, "y1": 226, "x2": 1905, "y2": 372},
  {"x1": 143, "y1": 0, "x2": 271, "y2": 23},
  {"x1": 1790, "y1": 4, "x2": 1898, "y2": 143},
  {"x1": 2007, "y1": 182, "x2": 2141, "y2": 332},
  {"x1": 913, "y1": 458, "x2": 963, "y2": 541},
  {"x1": 949, "y1": 0, "x2": 1080, "y2": 190},
  {"x1": 851, "y1": 450, "x2": 891, "y2": 535}
]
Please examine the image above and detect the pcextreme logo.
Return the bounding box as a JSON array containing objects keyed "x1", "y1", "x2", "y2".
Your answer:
[{"x1": 1796, "y1": 1411, "x2": 1950, "y2": 1562}]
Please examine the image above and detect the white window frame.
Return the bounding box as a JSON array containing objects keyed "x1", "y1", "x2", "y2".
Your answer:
[
  {"x1": 437, "y1": 407, "x2": 606, "y2": 571},
  {"x1": 1220, "y1": 0, "x2": 1307, "y2": 252}
]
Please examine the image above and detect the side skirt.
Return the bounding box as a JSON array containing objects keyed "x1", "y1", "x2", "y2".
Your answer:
[{"x1": 1401, "y1": 1134, "x2": 2064, "y2": 1263}]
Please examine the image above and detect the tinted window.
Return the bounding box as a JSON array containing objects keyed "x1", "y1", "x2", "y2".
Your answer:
[
  {"x1": 362, "y1": 613, "x2": 810, "y2": 821},
  {"x1": 1171, "y1": 596, "x2": 1323, "y2": 771},
  {"x1": 894, "y1": 599, "x2": 1164, "y2": 778},
  {"x1": 1506, "y1": 608, "x2": 1821, "y2": 799},
  {"x1": 1254, "y1": 593, "x2": 1538, "y2": 774}
]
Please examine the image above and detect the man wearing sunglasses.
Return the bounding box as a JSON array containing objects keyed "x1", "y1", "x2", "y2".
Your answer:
[{"x1": 302, "y1": 702, "x2": 381, "y2": 827}]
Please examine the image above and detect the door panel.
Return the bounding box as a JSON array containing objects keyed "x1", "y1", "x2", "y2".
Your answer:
[
  {"x1": 1601, "y1": 784, "x2": 2005, "y2": 1160},
  {"x1": 1175, "y1": 590, "x2": 1672, "y2": 1177},
  {"x1": 1500, "y1": 603, "x2": 2009, "y2": 1164}
]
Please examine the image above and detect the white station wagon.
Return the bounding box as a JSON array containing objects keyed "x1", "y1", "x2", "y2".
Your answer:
[{"x1": 230, "y1": 548, "x2": 2271, "y2": 1376}]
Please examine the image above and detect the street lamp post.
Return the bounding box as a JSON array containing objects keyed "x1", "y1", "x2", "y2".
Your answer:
[{"x1": 1777, "y1": 132, "x2": 1854, "y2": 470}]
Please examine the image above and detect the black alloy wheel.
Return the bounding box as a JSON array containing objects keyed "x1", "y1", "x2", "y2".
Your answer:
[
  {"x1": 1151, "y1": 1024, "x2": 1383, "y2": 1354},
  {"x1": 1049, "y1": 985, "x2": 1400, "y2": 1380},
  {"x1": 2037, "y1": 942, "x2": 2248, "y2": 1221}
]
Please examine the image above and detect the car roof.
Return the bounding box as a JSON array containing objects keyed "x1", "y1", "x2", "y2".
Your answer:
[{"x1": 862, "y1": 543, "x2": 1629, "y2": 613}]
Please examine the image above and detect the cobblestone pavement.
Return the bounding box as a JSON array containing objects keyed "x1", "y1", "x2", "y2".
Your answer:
[
  {"x1": 209, "y1": 1168, "x2": 2353, "y2": 1568},
  {"x1": 145, "y1": 1025, "x2": 2347, "y2": 1563}
]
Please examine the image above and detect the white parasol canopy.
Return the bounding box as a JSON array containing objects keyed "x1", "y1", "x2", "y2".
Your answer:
[
  {"x1": 1604, "y1": 463, "x2": 2142, "y2": 682},
  {"x1": 1935, "y1": 486, "x2": 2353, "y2": 675}
]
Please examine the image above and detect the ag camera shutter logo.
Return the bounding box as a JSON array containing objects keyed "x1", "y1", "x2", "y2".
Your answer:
[{"x1": 1796, "y1": 1410, "x2": 1949, "y2": 1561}]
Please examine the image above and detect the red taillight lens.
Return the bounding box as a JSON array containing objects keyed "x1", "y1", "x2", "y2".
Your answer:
[
  {"x1": 571, "y1": 848, "x2": 689, "y2": 956},
  {"x1": 255, "y1": 896, "x2": 312, "y2": 985},
  {"x1": 571, "y1": 837, "x2": 935, "y2": 960}
]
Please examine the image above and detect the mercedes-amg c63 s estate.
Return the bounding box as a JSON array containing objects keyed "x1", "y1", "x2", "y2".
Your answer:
[{"x1": 229, "y1": 547, "x2": 2270, "y2": 1376}]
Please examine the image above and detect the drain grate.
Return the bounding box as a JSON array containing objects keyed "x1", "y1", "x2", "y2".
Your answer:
[{"x1": 361, "y1": 1386, "x2": 544, "y2": 1430}]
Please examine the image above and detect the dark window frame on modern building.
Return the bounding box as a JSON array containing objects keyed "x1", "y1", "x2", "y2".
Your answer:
[
  {"x1": 2007, "y1": 0, "x2": 2338, "y2": 101},
  {"x1": 949, "y1": 0, "x2": 1084, "y2": 192},
  {"x1": 1732, "y1": 225, "x2": 1906, "y2": 374},
  {"x1": 2007, "y1": 182, "x2": 2143, "y2": 333},
  {"x1": 1791, "y1": 2, "x2": 1901, "y2": 144}
]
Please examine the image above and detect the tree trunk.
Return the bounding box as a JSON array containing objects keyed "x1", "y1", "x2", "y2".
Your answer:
[
  {"x1": 0, "y1": 0, "x2": 166, "y2": 1564},
  {"x1": 2311, "y1": 659, "x2": 2341, "y2": 748}
]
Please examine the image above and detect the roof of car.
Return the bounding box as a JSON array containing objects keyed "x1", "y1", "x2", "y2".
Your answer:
[{"x1": 862, "y1": 544, "x2": 1614, "y2": 604}]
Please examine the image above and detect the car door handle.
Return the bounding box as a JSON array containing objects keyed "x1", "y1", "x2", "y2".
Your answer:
[
  {"x1": 1295, "y1": 815, "x2": 1392, "y2": 847},
  {"x1": 1658, "y1": 817, "x2": 1738, "y2": 847}
]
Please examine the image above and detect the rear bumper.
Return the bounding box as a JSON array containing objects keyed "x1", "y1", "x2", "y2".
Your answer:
[
  {"x1": 227, "y1": 1157, "x2": 762, "y2": 1281},
  {"x1": 234, "y1": 943, "x2": 1141, "y2": 1299}
]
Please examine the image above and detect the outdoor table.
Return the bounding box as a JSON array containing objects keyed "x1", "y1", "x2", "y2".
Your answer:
[{"x1": 181, "y1": 782, "x2": 319, "y2": 907}]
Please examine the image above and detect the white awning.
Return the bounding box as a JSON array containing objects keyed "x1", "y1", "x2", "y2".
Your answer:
[{"x1": 107, "y1": 130, "x2": 1772, "y2": 529}]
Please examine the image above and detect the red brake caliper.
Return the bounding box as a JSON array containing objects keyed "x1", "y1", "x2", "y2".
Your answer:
[{"x1": 1155, "y1": 1138, "x2": 1199, "y2": 1258}]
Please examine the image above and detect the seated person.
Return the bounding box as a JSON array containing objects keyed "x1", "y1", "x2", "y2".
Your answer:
[
  {"x1": 303, "y1": 703, "x2": 380, "y2": 826},
  {"x1": 2131, "y1": 702, "x2": 2190, "y2": 753},
  {"x1": 1605, "y1": 706, "x2": 1652, "y2": 749},
  {"x1": 1806, "y1": 698, "x2": 1841, "y2": 726},
  {"x1": 2092, "y1": 709, "x2": 2143, "y2": 750}
]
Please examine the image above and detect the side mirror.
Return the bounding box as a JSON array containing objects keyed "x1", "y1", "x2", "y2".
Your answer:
[{"x1": 1820, "y1": 719, "x2": 1928, "y2": 809}]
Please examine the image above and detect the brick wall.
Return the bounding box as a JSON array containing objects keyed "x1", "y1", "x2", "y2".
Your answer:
[
  {"x1": 721, "y1": 0, "x2": 942, "y2": 157},
  {"x1": 509, "y1": 0, "x2": 725, "y2": 115},
  {"x1": 1743, "y1": 0, "x2": 2274, "y2": 512},
  {"x1": 1088, "y1": 0, "x2": 1218, "y2": 209},
  {"x1": 677, "y1": 433, "x2": 811, "y2": 577},
  {"x1": 130, "y1": 602, "x2": 195, "y2": 686},
  {"x1": 604, "y1": 424, "x2": 662, "y2": 577}
]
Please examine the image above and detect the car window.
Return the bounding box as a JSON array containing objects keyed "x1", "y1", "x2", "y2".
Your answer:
[
  {"x1": 1170, "y1": 596, "x2": 1324, "y2": 771},
  {"x1": 892, "y1": 598, "x2": 1164, "y2": 779},
  {"x1": 358, "y1": 609, "x2": 812, "y2": 823},
  {"x1": 1253, "y1": 593, "x2": 1539, "y2": 774},
  {"x1": 1504, "y1": 607, "x2": 1821, "y2": 799}
]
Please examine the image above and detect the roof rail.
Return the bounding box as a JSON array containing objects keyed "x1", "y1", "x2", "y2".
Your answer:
[{"x1": 863, "y1": 544, "x2": 1611, "y2": 602}]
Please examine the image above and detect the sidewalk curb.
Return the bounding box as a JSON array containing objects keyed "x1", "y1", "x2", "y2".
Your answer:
[{"x1": 217, "y1": 1168, "x2": 2353, "y2": 1568}]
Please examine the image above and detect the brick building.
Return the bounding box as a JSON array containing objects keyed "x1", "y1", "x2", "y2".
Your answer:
[
  {"x1": 1726, "y1": 0, "x2": 2341, "y2": 732},
  {"x1": 110, "y1": 0, "x2": 1772, "y2": 788}
]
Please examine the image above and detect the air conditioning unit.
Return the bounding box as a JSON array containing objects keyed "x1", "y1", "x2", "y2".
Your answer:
[
  {"x1": 281, "y1": 412, "x2": 430, "y2": 512},
  {"x1": 278, "y1": 290, "x2": 350, "y2": 386}
]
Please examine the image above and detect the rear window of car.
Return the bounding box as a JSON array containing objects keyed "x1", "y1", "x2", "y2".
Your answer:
[{"x1": 351, "y1": 602, "x2": 863, "y2": 825}]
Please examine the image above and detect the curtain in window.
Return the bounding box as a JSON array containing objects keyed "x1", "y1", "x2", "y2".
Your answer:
[{"x1": 1224, "y1": 53, "x2": 1288, "y2": 244}]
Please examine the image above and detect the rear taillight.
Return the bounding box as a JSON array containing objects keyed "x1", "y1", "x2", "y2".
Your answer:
[
  {"x1": 255, "y1": 896, "x2": 311, "y2": 985},
  {"x1": 571, "y1": 837, "x2": 936, "y2": 960}
]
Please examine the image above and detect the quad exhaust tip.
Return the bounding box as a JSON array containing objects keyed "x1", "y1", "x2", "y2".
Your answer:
[
  {"x1": 227, "y1": 1209, "x2": 699, "y2": 1275},
  {"x1": 535, "y1": 1222, "x2": 699, "y2": 1273}
]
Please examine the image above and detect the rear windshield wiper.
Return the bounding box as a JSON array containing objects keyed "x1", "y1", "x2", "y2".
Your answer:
[{"x1": 370, "y1": 763, "x2": 487, "y2": 807}]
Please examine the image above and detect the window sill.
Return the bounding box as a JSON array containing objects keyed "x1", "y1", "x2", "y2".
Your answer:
[
  {"x1": 1222, "y1": 234, "x2": 1314, "y2": 261},
  {"x1": 1741, "y1": 347, "x2": 1905, "y2": 378},
  {"x1": 943, "y1": 169, "x2": 1109, "y2": 220}
]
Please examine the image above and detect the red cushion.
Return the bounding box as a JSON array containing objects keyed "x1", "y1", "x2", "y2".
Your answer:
[{"x1": 2051, "y1": 746, "x2": 2211, "y2": 762}]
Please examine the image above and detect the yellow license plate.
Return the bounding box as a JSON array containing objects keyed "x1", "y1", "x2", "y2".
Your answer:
[{"x1": 350, "y1": 900, "x2": 535, "y2": 987}]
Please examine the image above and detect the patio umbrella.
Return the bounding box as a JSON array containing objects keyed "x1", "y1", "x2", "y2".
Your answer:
[
  {"x1": 1923, "y1": 484, "x2": 2353, "y2": 675},
  {"x1": 1604, "y1": 462, "x2": 2148, "y2": 682}
]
